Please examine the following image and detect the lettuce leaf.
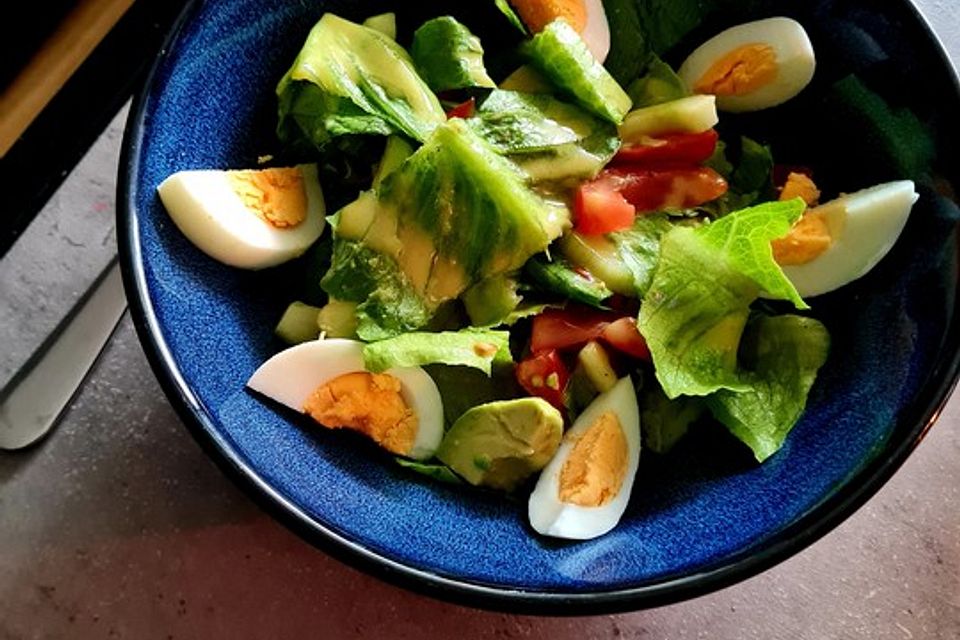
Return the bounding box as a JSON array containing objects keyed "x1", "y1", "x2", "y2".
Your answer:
[
  {"x1": 701, "y1": 137, "x2": 775, "y2": 217},
  {"x1": 626, "y1": 55, "x2": 689, "y2": 109},
  {"x1": 276, "y1": 13, "x2": 445, "y2": 150},
  {"x1": 607, "y1": 213, "x2": 679, "y2": 297},
  {"x1": 321, "y1": 238, "x2": 433, "y2": 341},
  {"x1": 395, "y1": 458, "x2": 463, "y2": 484},
  {"x1": 411, "y1": 17, "x2": 496, "y2": 92},
  {"x1": 363, "y1": 329, "x2": 512, "y2": 375},
  {"x1": 324, "y1": 120, "x2": 568, "y2": 339},
  {"x1": 638, "y1": 199, "x2": 806, "y2": 398},
  {"x1": 707, "y1": 315, "x2": 830, "y2": 462},
  {"x1": 468, "y1": 90, "x2": 620, "y2": 181},
  {"x1": 493, "y1": 0, "x2": 528, "y2": 35}
]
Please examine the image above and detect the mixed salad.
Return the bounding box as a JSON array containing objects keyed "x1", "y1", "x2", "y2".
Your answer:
[{"x1": 157, "y1": 1, "x2": 924, "y2": 540}]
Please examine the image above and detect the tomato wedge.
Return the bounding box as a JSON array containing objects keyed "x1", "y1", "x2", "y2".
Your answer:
[
  {"x1": 516, "y1": 350, "x2": 570, "y2": 411},
  {"x1": 601, "y1": 317, "x2": 651, "y2": 360},
  {"x1": 573, "y1": 181, "x2": 636, "y2": 235},
  {"x1": 530, "y1": 308, "x2": 614, "y2": 354},
  {"x1": 596, "y1": 166, "x2": 728, "y2": 213},
  {"x1": 614, "y1": 129, "x2": 719, "y2": 166},
  {"x1": 445, "y1": 97, "x2": 476, "y2": 120}
]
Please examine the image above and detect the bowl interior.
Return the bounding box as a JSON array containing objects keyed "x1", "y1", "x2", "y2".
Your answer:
[{"x1": 123, "y1": 0, "x2": 960, "y2": 608}]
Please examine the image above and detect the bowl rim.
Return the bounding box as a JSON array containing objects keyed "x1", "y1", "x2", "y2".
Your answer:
[{"x1": 116, "y1": 0, "x2": 960, "y2": 616}]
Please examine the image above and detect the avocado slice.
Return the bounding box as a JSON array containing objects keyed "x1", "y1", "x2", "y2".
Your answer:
[{"x1": 437, "y1": 398, "x2": 563, "y2": 492}]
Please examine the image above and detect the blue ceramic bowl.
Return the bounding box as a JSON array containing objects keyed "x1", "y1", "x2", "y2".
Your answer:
[{"x1": 118, "y1": 0, "x2": 960, "y2": 614}]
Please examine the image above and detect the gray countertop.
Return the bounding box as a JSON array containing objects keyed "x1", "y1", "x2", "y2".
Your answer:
[{"x1": 2, "y1": 3, "x2": 959, "y2": 638}]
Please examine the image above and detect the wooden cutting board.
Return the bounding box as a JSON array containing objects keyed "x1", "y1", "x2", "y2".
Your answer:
[{"x1": 0, "y1": 0, "x2": 135, "y2": 157}]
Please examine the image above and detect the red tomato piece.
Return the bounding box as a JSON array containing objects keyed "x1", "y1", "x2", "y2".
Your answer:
[
  {"x1": 614, "y1": 129, "x2": 719, "y2": 166},
  {"x1": 446, "y1": 98, "x2": 476, "y2": 120},
  {"x1": 530, "y1": 308, "x2": 614, "y2": 354},
  {"x1": 573, "y1": 181, "x2": 636, "y2": 235},
  {"x1": 598, "y1": 166, "x2": 728, "y2": 213},
  {"x1": 601, "y1": 317, "x2": 651, "y2": 360},
  {"x1": 516, "y1": 350, "x2": 570, "y2": 411}
]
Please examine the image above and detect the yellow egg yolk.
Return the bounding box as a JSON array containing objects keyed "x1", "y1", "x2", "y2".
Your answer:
[
  {"x1": 510, "y1": 0, "x2": 587, "y2": 34},
  {"x1": 772, "y1": 173, "x2": 833, "y2": 266},
  {"x1": 229, "y1": 167, "x2": 308, "y2": 229},
  {"x1": 780, "y1": 172, "x2": 821, "y2": 206},
  {"x1": 303, "y1": 372, "x2": 417, "y2": 456},
  {"x1": 559, "y1": 411, "x2": 627, "y2": 507},
  {"x1": 694, "y1": 44, "x2": 779, "y2": 97}
]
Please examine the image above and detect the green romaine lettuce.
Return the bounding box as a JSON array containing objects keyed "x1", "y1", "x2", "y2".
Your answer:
[
  {"x1": 701, "y1": 137, "x2": 775, "y2": 217},
  {"x1": 468, "y1": 90, "x2": 620, "y2": 181},
  {"x1": 626, "y1": 55, "x2": 689, "y2": 109},
  {"x1": 276, "y1": 13, "x2": 445, "y2": 150},
  {"x1": 324, "y1": 120, "x2": 568, "y2": 339},
  {"x1": 707, "y1": 315, "x2": 830, "y2": 462},
  {"x1": 411, "y1": 17, "x2": 496, "y2": 93},
  {"x1": 607, "y1": 213, "x2": 680, "y2": 297},
  {"x1": 638, "y1": 199, "x2": 806, "y2": 398},
  {"x1": 363, "y1": 329, "x2": 512, "y2": 375}
]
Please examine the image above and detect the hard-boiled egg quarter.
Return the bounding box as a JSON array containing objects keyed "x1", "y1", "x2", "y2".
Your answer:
[
  {"x1": 678, "y1": 17, "x2": 816, "y2": 112},
  {"x1": 157, "y1": 164, "x2": 325, "y2": 270},
  {"x1": 529, "y1": 376, "x2": 641, "y2": 540},
  {"x1": 779, "y1": 180, "x2": 919, "y2": 298},
  {"x1": 247, "y1": 339, "x2": 444, "y2": 460},
  {"x1": 510, "y1": 0, "x2": 610, "y2": 62}
]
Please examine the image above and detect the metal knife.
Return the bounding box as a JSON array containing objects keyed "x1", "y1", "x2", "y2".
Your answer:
[{"x1": 0, "y1": 256, "x2": 127, "y2": 450}]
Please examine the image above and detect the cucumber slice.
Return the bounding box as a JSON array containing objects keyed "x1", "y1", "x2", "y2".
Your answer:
[
  {"x1": 619, "y1": 95, "x2": 718, "y2": 142},
  {"x1": 523, "y1": 20, "x2": 631, "y2": 124},
  {"x1": 274, "y1": 301, "x2": 322, "y2": 345}
]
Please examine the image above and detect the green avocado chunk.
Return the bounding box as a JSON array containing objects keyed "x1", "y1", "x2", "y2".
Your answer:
[{"x1": 436, "y1": 398, "x2": 563, "y2": 492}]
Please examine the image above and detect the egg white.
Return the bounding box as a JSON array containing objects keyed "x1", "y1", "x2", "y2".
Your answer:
[
  {"x1": 678, "y1": 17, "x2": 816, "y2": 112},
  {"x1": 157, "y1": 163, "x2": 326, "y2": 270},
  {"x1": 581, "y1": 0, "x2": 611, "y2": 63},
  {"x1": 781, "y1": 180, "x2": 919, "y2": 298},
  {"x1": 247, "y1": 338, "x2": 444, "y2": 460},
  {"x1": 528, "y1": 376, "x2": 641, "y2": 540}
]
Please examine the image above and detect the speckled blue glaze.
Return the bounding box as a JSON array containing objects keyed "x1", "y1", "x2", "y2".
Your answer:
[{"x1": 120, "y1": 0, "x2": 960, "y2": 612}]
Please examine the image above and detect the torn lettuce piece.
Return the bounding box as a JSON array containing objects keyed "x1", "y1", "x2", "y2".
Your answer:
[
  {"x1": 523, "y1": 19, "x2": 632, "y2": 124},
  {"x1": 425, "y1": 364, "x2": 524, "y2": 427},
  {"x1": 697, "y1": 199, "x2": 807, "y2": 308},
  {"x1": 276, "y1": 13, "x2": 445, "y2": 150},
  {"x1": 494, "y1": 0, "x2": 528, "y2": 34},
  {"x1": 411, "y1": 17, "x2": 496, "y2": 92},
  {"x1": 707, "y1": 315, "x2": 830, "y2": 462},
  {"x1": 821, "y1": 74, "x2": 935, "y2": 182},
  {"x1": 700, "y1": 137, "x2": 774, "y2": 217},
  {"x1": 640, "y1": 382, "x2": 704, "y2": 454},
  {"x1": 324, "y1": 120, "x2": 568, "y2": 338},
  {"x1": 639, "y1": 199, "x2": 806, "y2": 398},
  {"x1": 321, "y1": 238, "x2": 433, "y2": 340},
  {"x1": 395, "y1": 458, "x2": 463, "y2": 484},
  {"x1": 468, "y1": 90, "x2": 620, "y2": 181},
  {"x1": 522, "y1": 254, "x2": 613, "y2": 309},
  {"x1": 363, "y1": 329, "x2": 512, "y2": 375},
  {"x1": 626, "y1": 55, "x2": 689, "y2": 109},
  {"x1": 607, "y1": 213, "x2": 679, "y2": 297}
]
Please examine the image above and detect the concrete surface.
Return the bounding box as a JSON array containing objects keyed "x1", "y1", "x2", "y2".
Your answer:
[{"x1": 1, "y1": 2, "x2": 959, "y2": 637}]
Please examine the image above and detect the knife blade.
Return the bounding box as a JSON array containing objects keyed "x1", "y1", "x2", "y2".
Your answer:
[{"x1": 0, "y1": 256, "x2": 127, "y2": 450}]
